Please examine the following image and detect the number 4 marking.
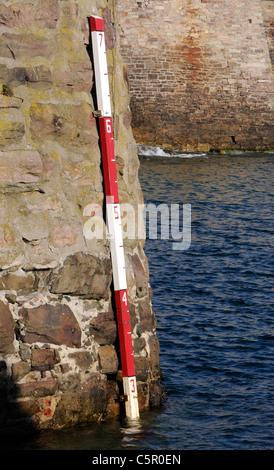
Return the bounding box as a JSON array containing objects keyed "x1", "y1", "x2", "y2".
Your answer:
[{"x1": 122, "y1": 291, "x2": 128, "y2": 306}]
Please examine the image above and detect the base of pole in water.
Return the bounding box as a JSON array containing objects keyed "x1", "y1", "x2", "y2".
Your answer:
[{"x1": 123, "y1": 376, "x2": 139, "y2": 419}]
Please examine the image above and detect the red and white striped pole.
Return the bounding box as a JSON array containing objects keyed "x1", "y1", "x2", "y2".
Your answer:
[{"x1": 90, "y1": 16, "x2": 139, "y2": 419}]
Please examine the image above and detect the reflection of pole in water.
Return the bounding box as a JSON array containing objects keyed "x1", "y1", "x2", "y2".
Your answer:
[{"x1": 121, "y1": 418, "x2": 144, "y2": 448}]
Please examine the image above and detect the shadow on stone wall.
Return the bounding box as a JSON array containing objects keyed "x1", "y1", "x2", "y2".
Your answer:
[{"x1": 0, "y1": 360, "x2": 38, "y2": 443}]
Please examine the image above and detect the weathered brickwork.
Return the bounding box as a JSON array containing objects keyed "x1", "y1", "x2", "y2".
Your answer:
[
  {"x1": 261, "y1": 1, "x2": 274, "y2": 68},
  {"x1": 117, "y1": 0, "x2": 274, "y2": 151},
  {"x1": 0, "y1": 0, "x2": 163, "y2": 435}
]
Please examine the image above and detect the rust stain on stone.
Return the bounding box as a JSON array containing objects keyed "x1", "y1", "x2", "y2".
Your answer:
[
  {"x1": 170, "y1": 0, "x2": 204, "y2": 83},
  {"x1": 184, "y1": 29, "x2": 203, "y2": 82},
  {"x1": 182, "y1": 0, "x2": 203, "y2": 82}
]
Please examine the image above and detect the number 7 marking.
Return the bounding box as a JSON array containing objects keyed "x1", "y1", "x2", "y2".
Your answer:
[{"x1": 99, "y1": 33, "x2": 103, "y2": 47}]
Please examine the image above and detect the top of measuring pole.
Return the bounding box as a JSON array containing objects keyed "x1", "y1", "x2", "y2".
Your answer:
[{"x1": 90, "y1": 16, "x2": 104, "y2": 32}]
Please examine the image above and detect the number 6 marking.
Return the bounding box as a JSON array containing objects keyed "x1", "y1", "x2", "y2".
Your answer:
[{"x1": 106, "y1": 119, "x2": 112, "y2": 133}]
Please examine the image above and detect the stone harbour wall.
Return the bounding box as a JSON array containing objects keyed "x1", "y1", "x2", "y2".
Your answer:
[
  {"x1": 0, "y1": 0, "x2": 163, "y2": 435},
  {"x1": 117, "y1": 0, "x2": 274, "y2": 151}
]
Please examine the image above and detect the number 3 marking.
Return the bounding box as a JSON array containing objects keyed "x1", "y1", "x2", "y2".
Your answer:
[{"x1": 130, "y1": 378, "x2": 135, "y2": 393}]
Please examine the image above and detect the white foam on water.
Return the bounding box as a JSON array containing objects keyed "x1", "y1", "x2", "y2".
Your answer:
[
  {"x1": 137, "y1": 144, "x2": 207, "y2": 158},
  {"x1": 137, "y1": 145, "x2": 172, "y2": 157}
]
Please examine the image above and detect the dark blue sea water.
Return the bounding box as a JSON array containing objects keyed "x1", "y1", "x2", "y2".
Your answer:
[
  {"x1": 136, "y1": 148, "x2": 274, "y2": 450},
  {"x1": 5, "y1": 149, "x2": 274, "y2": 451}
]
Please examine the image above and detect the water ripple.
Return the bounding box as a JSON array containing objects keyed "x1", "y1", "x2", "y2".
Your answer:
[{"x1": 138, "y1": 152, "x2": 274, "y2": 449}]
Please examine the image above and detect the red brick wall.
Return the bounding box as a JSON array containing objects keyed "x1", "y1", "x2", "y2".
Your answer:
[{"x1": 117, "y1": 0, "x2": 274, "y2": 151}]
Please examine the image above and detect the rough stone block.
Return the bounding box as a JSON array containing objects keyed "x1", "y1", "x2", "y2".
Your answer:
[
  {"x1": 0, "y1": 121, "x2": 25, "y2": 149},
  {"x1": 89, "y1": 307, "x2": 117, "y2": 345},
  {"x1": 19, "y1": 303, "x2": 81, "y2": 348},
  {"x1": 98, "y1": 345, "x2": 118, "y2": 374},
  {"x1": 0, "y1": 224, "x2": 25, "y2": 270},
  {"x1": 25, "y1": 65, "x2": 52, "y2": 89},
  {"x1": 148, "y1": 334, "x2": 161, "y2": 377},
  {"x1": 49, "y1": 220, "x2": 82, "y2": 248},
  {"x1": 54, "y1": 60, "x2": 93, "y2": 93},
  {"x1": 0, "y1": 4, "x2": 33, "y2": 28},
  {"x1": 102, "y1": 7, "x2": 116, "y2": 50},
  {"x1": 23, "y1": 238, "x2": 59, "y2": 271},
  {"x1": 11, "y1": 361, "x2": 31, "y2": 382},
  {"x1": 129, "y1": 251, "x2": 148, "y2": 296},
  {"x1": 133, "y1": 336, "x2": 146, "y2": 354},
  {"x1": 35, "y1": 0, "x2": 59, "y2": 29},
  {"x1": 0, "y1": 94, "x2": 23, "y2": 109},
  {"x1": 0, "y1": 301, "x2": 14, "y2": 355},
  {"x1": 0, "y1": 33, "x2": 53, "y2": 59},
  {"x1": 138, "y1": 295, "x2": 156, "y2": 333},
  {"x1": 134, "y1": 356, "x2": 149, "y2": 382},
  {"x1": 31, "y1": 348, "x2": 61, "y2": 371},
  {"x1": 20, "y1": 212, "x2": 49, "y2": 242},
  {"x1": 0, "y1": 150, "x2": 43, "y2": 184},
  {"x1": 53, "y1": 374, "x2": 108, "y2": 426},
  {"x1": 30, "y1": 102, "x2": 98, "y2": 150},
  {"x1": 0, "y1": 65, "x2": 52, "y2": 89},
  {"x1": 16, "y1": 377, "x2": 58, "y2": 398},
  {"x1": 128, "y1": 300, "x2": 138, "y2": 331},
  {"x1": 68, "y1": 351, "x2": 95, "y2": 370},
  {"x1": 149, "y1": 379, "x2": 166, "y2": 408},
  {"x1": 0, "y1": 270, "x2": 36, "y2": 295},
  {"x1": 47, "y1": 252, "x2": 112, "y2": 300}
]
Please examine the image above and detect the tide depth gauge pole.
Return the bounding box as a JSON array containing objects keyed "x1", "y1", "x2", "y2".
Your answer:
[{"x1": 90, "y1": 15, "x2": 139, "y2": 419}]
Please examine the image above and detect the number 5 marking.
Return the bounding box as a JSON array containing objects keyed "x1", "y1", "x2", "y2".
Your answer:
[{"x1": 114, "y1": 205, "x2": 119, "y2": 219}]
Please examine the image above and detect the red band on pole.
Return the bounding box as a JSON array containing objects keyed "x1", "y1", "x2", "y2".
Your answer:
[
  {"x1": 99, "y1": 117, "x2": 119, "y2": 203},
  {"x1": 115, "y1": 290, "x2": 136, "y2": 378},
  {"x1": 90, "y1": 16, "x2": 104, "y2": 32}
]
